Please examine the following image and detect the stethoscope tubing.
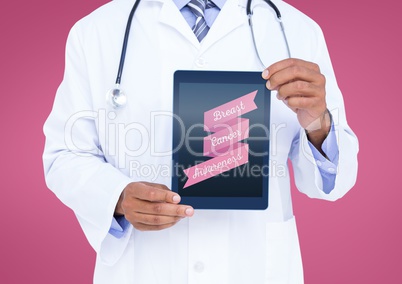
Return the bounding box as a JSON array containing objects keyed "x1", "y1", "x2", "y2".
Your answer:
[
  {"x1": 246, "y1": 0, "x2": 281, "y2": 18},
  {"x1": 115, "y1": 0, "x2": 142, "y2": 86},
  {"x1": 247, "y1": 0, "x2": 291, "y2": 66},
  {"x1": 111, "y1": 0, "x2": 290, "y2": 108}
]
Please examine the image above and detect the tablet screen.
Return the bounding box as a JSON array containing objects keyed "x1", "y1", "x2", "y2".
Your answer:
[{"x1": 172, "y1": 71, "x2": 270, "y2": 209}]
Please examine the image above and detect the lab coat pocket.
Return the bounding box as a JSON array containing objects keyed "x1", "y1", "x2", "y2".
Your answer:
[{"x1": 265, "y1": 216, "x2": 303, "y2": 284}]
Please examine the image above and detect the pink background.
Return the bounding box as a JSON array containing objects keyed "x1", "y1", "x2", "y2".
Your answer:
[{"x1": 0, "y1": 0, "x2": 401, "y2": 283}]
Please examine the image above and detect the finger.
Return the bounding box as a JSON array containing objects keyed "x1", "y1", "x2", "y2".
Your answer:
[
  {"x1": 132, "y1": 221, "x2": 179, "y2": 232},
  {"x1": 129, "y1": 211, "x2": 184, "y2": 226},
  {"x1": 284, "y1": 95, "x2": 320, "y2": 110},
  {"x1": 276, "y1": 80, "x2": 322, "y2": 101},
  {"x1": 141, "y1": 181, "x2": 170, "y2": 191},
  {"x1": 262, "y1": 58, "x2": 320, "y2": 80},
  {"x1": 126, "y1": 182, "x2": 181, "y2": 204},
  {"x1": 267, "y1": 64, "x2": 324, "y2": 91},
  {"x1": 127, "y1": 198, "x2": 194, "y2": 217}
]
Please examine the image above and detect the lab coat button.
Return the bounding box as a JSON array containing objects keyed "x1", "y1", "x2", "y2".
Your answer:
[
  {"x1": 195, "y1": 57, "x2": 206, "y2": 67},
  {"x1": 194, "y1": 261, "x2": 205, "y2": 273}
]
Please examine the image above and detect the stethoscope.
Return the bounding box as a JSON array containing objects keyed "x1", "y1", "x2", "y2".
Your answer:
[{"x1": 107, "y1": 0, "x2": 291, "y2": 109}]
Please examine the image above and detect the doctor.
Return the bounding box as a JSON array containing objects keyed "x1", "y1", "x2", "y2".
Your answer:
[{"x1": 43, "y1": 0, "x2": 358, "y2": 283}]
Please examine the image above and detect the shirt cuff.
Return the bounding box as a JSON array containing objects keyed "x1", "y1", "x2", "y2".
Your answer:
[
  {"x1": 108, "y1": 215, "x2": 130, "y2": 239},
  {"x1": 308, "y1": 122, "x2": 339, "y2": 194}
]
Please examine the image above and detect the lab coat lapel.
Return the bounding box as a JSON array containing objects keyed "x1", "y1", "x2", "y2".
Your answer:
[
  {"x1": 155, "y1": 0, "x2": 200, "y2": 48},
  {"x1": 201, "y1": 0, "x2": 247, "y2": 51}
]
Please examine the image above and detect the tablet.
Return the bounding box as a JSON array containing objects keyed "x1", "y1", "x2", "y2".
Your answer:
[{"x1": 172, "y1": 70, "x2": 270, "y2": 209}]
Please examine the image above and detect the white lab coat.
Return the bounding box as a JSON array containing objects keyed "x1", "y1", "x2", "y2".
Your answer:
[{"x1": 43, "y1": 0, "x2": 358, "y2": 283}]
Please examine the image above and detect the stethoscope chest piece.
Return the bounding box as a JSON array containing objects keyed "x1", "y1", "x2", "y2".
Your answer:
[{"x1": 107, "y1": 86, "x2": 127, "y2": 109}]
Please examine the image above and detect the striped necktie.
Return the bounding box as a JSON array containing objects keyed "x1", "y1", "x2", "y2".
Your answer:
[{"x1": 187, "y1": 0, "x2": 215, "y2": 42}]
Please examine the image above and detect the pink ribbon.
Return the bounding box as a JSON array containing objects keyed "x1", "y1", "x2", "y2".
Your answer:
[{"x1": 183, "y1": 90, "x2": 258, "y2": 188}]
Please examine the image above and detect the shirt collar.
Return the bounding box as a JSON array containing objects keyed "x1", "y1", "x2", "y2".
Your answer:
[{"x1": 174, "y1": 0, "x2": 226, "y2": 10}]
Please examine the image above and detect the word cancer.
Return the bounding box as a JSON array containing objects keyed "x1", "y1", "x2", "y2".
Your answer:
[{"x1": 211, "y1": 129, "x2": 242, "y2": 147}]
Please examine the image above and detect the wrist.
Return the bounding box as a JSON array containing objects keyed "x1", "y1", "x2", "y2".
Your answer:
[
  {"x1": 305, "y1": 108, "x2": 331, "y2": 134},
  {"x1": 305, "y1": 109, "x2": 331, "y2": 154},
  {"x1": 114, "y1": 190, "x2": 126, "y2": 216}
]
